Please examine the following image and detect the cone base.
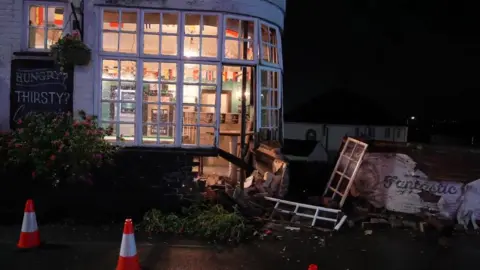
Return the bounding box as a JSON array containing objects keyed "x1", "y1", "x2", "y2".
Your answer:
[
  {"x1": 17, "y1": 231, "x2": 40, "y2": 249},
  {"x1": 116, "y1": 255, "x2": 141, "y2": 270}
]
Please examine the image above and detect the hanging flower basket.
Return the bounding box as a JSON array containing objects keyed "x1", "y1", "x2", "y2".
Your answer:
[{"x1": 51, "y1": 31, "x2": 91, "y2": 70}]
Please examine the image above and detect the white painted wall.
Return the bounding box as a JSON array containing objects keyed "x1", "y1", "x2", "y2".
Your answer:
[
  {"x1": 284, "y1": 121, "x2": 409, "y2": 152},
  {"x1": 0, "y1": 0, "x2": 285, "y2": 132}
]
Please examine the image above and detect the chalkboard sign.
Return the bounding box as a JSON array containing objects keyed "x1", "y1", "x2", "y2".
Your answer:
[{"x1": 10, "y1": 59, "x2": 73, "y2": 128}]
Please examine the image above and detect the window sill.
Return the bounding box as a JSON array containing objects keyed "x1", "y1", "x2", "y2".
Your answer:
[{"x1": 13, "y1": 51, "x2": 52, "y2": 57}]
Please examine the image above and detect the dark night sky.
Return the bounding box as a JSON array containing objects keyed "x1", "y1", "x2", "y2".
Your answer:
[{"x1": 283, "y1": 0, "x2": 480, "y2": 120}]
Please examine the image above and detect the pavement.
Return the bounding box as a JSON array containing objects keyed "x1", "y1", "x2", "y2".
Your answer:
[{"x1": 0, "y1": 223, "x2": 480, "y2": 270}]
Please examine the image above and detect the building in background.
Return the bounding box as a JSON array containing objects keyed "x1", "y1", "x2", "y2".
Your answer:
[{"x1": 284, "y1": 90, "x2": 408, "y2": 159}]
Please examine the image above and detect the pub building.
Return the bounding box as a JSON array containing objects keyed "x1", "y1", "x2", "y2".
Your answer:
[{"x1": 0, "y1": 0, "x2": 286, "y2": 186}]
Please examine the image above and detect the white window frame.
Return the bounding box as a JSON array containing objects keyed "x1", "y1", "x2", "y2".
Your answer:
[
  {"x1": 98, "y1": 57, "x2": 139, "y2": 146},
  {"x1": 259, "y1": 21, "x2": 283, "y2": 68},
  {"x1": 140, "y1": 10, "x2": 181, "y2": 60},
  {"x1": 23, "y1": 1, "x2": 69, "y2": 51},
  {"x1": 181, "y1": 61, "x2": 221, "y2": 148},
  {"x1": 99, "y1": 8, "x2": 141, "y2": 57},
  {"x1": 138, "y1": 59, "x2": 181, "y2": 147},
  {"x1": 181, "y1": 12, "x2": 222, "y2": 61},
  {"x1": 222, "y1": 15, "x2": 258, "y2": 65},
  {"x1": 256, "y1": 66, "x2": 282, "y2": 140}
]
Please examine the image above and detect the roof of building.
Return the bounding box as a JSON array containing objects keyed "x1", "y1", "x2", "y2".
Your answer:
[
  {"x1": 285, "y1": 89, "x2": 405, "y2": 126},
  {"x1": 364, "y1": 140, "x2": 480, "y2": 183}
]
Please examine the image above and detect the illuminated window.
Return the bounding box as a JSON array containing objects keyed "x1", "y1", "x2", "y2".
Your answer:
[
  {"x1": 143, "y1": 12, "x2": 179, "y2": 56},
  {"x1": 224, "y1": 16, "x2": 256, "y2": 61},
  {"x1": 101, "y1": 59, "x2": 137, "y2": 143},
  {"x1": 102, "y1": 10, "x2": 138, "y2": 54},
  {"x1": 183, "y1": 14, "x2": 219, "y2": 58},
  {"x1": 182, "y1": 63, "x2": 218, "y2": 145},
  {"x1": 258, "y1": 67, "x2": 281, "y2": 141},
  {"x1": 27, "y1": 4, "x2": 65, "y2": 49},
  {"x1": 142, "y1": 61, "x2": 178, "y2": 144},
  {"x1": 260, "y1": 23, "x2": 281, "y2": 66}
]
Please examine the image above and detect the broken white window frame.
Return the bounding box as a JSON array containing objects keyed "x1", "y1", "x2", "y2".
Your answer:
[
  {"x1": 323, "y1": 137, "x2": 368, "y2": 208},
  {"x1": 222, "y1": 15, "x2": 258, "y2": 65},
  {"x1": 259, "y1": 21, "x2": 282, "y2": 68},
  {"x1": 265, "y1": 196, "x2": 348, "y2": 231}
]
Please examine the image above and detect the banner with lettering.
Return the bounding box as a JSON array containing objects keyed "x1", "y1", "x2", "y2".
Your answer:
[
  {"x1": 9, "y1": 59, "x2": 73, "y2": 129},
  {"x1": 351, "y1": 153, "x2": 480, "y2": 220}
]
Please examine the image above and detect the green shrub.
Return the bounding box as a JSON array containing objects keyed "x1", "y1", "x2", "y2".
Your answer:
[
  {"x1": 141, "y1": 204, "x2": 248, "y2": 243},
  {"x1": 1, "y1": 110, "x2": 119, "y2": 186}
]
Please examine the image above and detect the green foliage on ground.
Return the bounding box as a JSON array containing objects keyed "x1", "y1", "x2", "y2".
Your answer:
[{"x1": 141, "y1": 203, "x2": 248, "y2": 243}]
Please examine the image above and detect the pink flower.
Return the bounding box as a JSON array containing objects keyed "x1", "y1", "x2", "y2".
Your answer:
[
  {"x1": 31, "y1": 171, "x2": 36, "y2": 179},
  {"x1": 64, "y1": 131, "x2": 70, "y2": 136},
  {"x1": 17, "y1": 119, "x2": 22, "y2": 124},
  {"x1": 50, "y1": 154, "x2": 56, "y2": 161}
]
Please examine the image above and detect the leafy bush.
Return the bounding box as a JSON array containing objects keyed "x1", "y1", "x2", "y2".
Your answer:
[
  {"x1": 141, "y1": 204, "x2": 248, "y2": 243},
  {"x1": 0, "y1": 110, "x2": 119, "y2": 186}
]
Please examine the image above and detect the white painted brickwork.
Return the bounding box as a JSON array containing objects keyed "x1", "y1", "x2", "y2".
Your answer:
[{"x1": 0, "y1": 0, "x2": 23, "y2": 131}]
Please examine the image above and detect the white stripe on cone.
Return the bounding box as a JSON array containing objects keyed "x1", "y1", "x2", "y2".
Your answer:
[
  {"x1": 21, "y1": 212, "x2": 38, "y2": 233},
  {"x1": 119, "y1": 233, "x2": 137, "y2": 257}
]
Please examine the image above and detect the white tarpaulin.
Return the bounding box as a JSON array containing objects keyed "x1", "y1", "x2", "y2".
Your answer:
[{"x1": 351, "y1": 152, "x2": 480, "y2": 221}]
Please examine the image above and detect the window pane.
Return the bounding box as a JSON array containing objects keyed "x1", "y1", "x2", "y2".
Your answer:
[
  {"x1": 101, "y1": 102, "x2": 118, "y2": 121},
  {"x1": 47, "y1": 29, "x2": 62, "y2": 47},
  {"x1": 239, "y1": 40, "x2": 254, "y2": 60},
  {"x1": 103, "y1": 32, "x2": 119, "y2": 52},
  {"x1": 102, "y1": 123, "x2": 117, "y2": 139},
  {"x1": 272, "y1": 90, "x2": 279, "y2": 107},
  {"x1": 143, "y1": 104, "x2": 158, "y2": 123},
  {"x1": 201, "y1": 65, "x2": 217, "y2": 84},
  {"x1": 182, "y1": 125, "x2": 197, "y2": 145},
  {"x1": 103, "y1": 10, "x2": 119, "y2": 30},
  {"x1": 159, "y1": 125, "x2": 175, "y2": 144},
  {"x1": 143, "y1": 62, "x2": 159, "y2": 82},
  {"x1": 120, "y1": 61, "x2": 136, "y2": 80},
  {"x1": 48, "y1": 7, "x2": 64, "y2": 27},
  {"x1": 162, "y1": 13, "x2": 178, "y2": 34},
  {"x1": 262, "y1": 44, "x2": 270, "y2": 62},
  {"x1": 184, "y1": 37, "x2": 200, "y2": 57},
  {"x1": 28, "y1": 27, "x2": 45, "y2": 49},
  {"x1": 201, "y1": 37, "x2": 217, "y2": 57},
  {"x1": 144, "y1": 13, "x2": 160, "y2": 33},
  {"x1": 143, "y1": 34, "x2": 159, "y2": 55},
  {"x1": 185, "y1": 14, "x2": 200, "y2": 35},
  {"x1": 199, "y1": 127, "x2": 215, "y2": 145},
  {"x1": 183, "y1": 85, "x2": 199, "y2": 104},
  {"x1": 29, "y1": 6, "x2": 45, "y2": 27},
  {"x1": 142, "y1": 124, "x2": 157, "y2": 144},
  {"x1": 269, "y1": 27, "x2": 278, "y2": 45},
  {"x1": 159, "y1": 106, "x2": 175, "y2": 124},
  {"x1": 203, "y1": 15, "x2": 218, "y2": 36},
  {"x1": 120, "y1": 82, "x2": 136, "y2": 99},
  {"x1": 119, "y1": 103, "x2": 135, "y2": 120},
  {"x1": 240, "y1": 20, "x2": 254, "y2": 39},
  {"x1": 161, "y1": 84, "x2": 176, "y2": 102},
  {"x1": 121, "y1": 11, "x2": 137, "y2": 31},
  {"x1": 119, "y1": 124, "x2": 135, "y2": 142},
  {"x1": 261, "y1": 24, "x2": 269, "y2": 42},
  {"x1": 261, "y1": 70, "x2": 268, "y2": 87},
  {"x1": 184, "y1": 64, "x2": 200, "y2": 83},
  {"x1": 102, "y1": 81, "x2": 118, "y2": 100},
  {"x1": 224, "y1": 39, "x2": 239, "y2": 59},
  {"x1": 199, "y1": 110, "x2": 216, "y2": 124},
  {"x1": 102, "y1": 59, "x2": 119, "y2": 79},
  {"x1": 143, "y1": 83, "x2": 159, "y2": 102},
  {"x1": 161, "y1": 35, "x2": 177, "y2": 55},
  {"x1": 225, "y1": 18, "x2": 239, "y2": 36},
  {"x1": 261, "y1": 90, "x2": 269, "y2": 107},
  {"x1": 119, "y1": 33, "x2": 137, "y2": 53},
  {"x1": 161, "y1": 63, "x2": 177, "y2": 82},
  {"x1": 200, "y1": 86, "x2": 216, "y2": 106}
]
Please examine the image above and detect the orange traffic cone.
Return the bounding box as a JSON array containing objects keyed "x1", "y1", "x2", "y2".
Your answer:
[
  {"x1": 308, "y1": 264, "x2": 318, "y2": 270},
  {"x1": 116, "y1": 219, "x2": 140, "y2": 270},
  {"x1": 17, "y1": 199, "x2": 40, "y2": 249}
]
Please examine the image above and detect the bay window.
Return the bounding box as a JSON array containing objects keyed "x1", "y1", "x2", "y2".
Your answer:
[
  {"x1": 25, "y1": 2, "x2": 66, "y2": 50},
  {"x1": 98, "y1": 9, "x2": 283, "y2": 147}
]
